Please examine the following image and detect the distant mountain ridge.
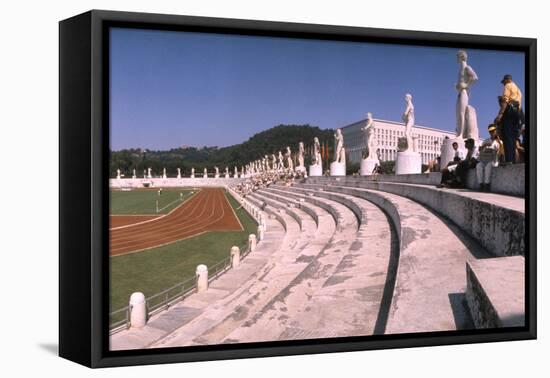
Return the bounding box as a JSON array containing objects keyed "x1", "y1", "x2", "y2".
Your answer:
[{"x1": 111, "y1": 124, "x2": 334, "y2": 177}]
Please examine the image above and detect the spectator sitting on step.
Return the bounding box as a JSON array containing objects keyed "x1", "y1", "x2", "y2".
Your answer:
[
  {"x1": 371, "y1": 163, "x2": 382, "y2": 181},
  {"x1": 454, "y1": 138, "x2": 479, "y2": 188},
  {"x1": 452, "y1": 141, "x2": 465, "y2": 163},
  {"x1": 476, "y1": 124, "x2": 502, "y2": 192},
  {"x1": 438, "y1": 143, "x2": 464, "y2": 188}
]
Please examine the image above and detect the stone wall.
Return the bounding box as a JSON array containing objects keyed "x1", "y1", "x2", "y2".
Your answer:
[
  {"x1": 110, "y1": 177, "x2": 244, "y2": 188},
  {"x1": 305, "y1": 176, "x2": 525, "y2": 257},
  {"x1": 465, "y1": 257, "x2": 525, "y2": 328},
  {"x1": 464, "y1": 163, "x2": 525, "y2": 197}
]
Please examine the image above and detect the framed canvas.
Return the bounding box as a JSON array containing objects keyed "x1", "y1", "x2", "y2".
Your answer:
[{"x1": 59, "y1": 10, "x2": 537, "y2": 368}]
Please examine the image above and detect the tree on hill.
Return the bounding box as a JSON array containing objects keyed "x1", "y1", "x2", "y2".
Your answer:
[{"x1": 110, "y1": 124, "x2": 334, "y2": 177}]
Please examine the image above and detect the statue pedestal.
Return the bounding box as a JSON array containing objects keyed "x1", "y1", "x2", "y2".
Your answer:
[
  {"x1": 360, "y1": 158, "x2": 379, "y2": 176},
  {"x1": 330, "y1": 162, "x2": 346, "y2": 176},
  {"x1": 440, "y1": 138, "x2": 465, "y2": 169},
  {"x1": 225, "y1": 174, "x2": 229, "y2": 179},
  {"x1": 395, "y1": 151, "x2": 421, "y2": 175},
  {"x1": 190, "y1": 174, "x2": 195, "y2": 179},
  {"x1": 309, "y1": 164, "x2": 322, "y2": 176},
  {"x1": 214, "y1": 174, "x2": 219, "y2": 178}
]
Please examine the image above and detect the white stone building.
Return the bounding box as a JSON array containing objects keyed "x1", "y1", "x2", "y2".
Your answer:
[{"x1": 341, "y1": 118, "x2": 456, "y2": 165}]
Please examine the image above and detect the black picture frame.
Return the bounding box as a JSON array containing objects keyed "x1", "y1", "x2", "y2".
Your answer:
[{"x1": 59, "y1": 9, "x2": 537, "y2": 368}]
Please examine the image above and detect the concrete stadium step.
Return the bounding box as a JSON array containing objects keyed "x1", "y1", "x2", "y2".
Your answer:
[
  {"x1": 224, "y1": 184, "x2": 395, "y2": 340},
  {"x1": 258, "y1": 186, "x2": 354, "y2": 234},
  {"x1": 216, "y1": 188, "x2": 367, "y2": 343},
  {"x1": 148, "y1": 193, "x2": 338, "y2": 348},
  {"x1": 250, "y1": 191, "x2": 338, "y2": 263},
  {"x1": 249, "y1": 188, "x2": 336, "y2": 236},
  {"x1": 151, "y1": 190, "x2": 357, "y2": 347},
  {"x1": 305, "y1": 177, "x2": 525, "y2": 257},
  {"x1": 248, "y1": 192, "x2": 319, "y2": 241},
  {"x1": 465, "y1": 256, "x2": 525, "y2": 328},
  {"x1": 247, "y1": 192, "x2": 318, "y2": 262},
  {"x1": 110, "y1": 207, "x2": 289, "y2": 351},
  {"x1": 295, "y1": 181, "x2": 493, "y2": 334}
]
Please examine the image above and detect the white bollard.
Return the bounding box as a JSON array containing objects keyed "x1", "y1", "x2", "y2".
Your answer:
[
  {"x1": 129, "y1": 292, "x2": 147, "y2": 328},
  {"x1": 230, "y1": 246, "x2": 240, "y2": 268},
  {"x1": 258, "y1": 225, "x2": 264, "y2": 241},
  {"x1": 196, "y1": 264, "x2": 208, "y2": 293},
  {"x1": 248, "y1": 234, "x2": 257, "y2": 252}
]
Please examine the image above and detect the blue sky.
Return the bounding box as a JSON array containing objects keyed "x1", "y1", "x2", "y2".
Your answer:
[{"x1": 110, "y1": 27, "x2": 525, "y2": 150}]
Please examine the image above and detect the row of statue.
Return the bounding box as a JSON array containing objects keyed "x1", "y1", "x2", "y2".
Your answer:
[{"x1": 115, "y1": 50, "x2": 480, "y2": 178}]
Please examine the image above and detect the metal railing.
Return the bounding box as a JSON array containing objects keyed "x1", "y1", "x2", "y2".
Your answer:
[
  {"x1": 109, "y1": 188, "x2": 263, "y2": 334},
  {"x1": 109, "y1": 241, "x2": 252, "y2": 334}
]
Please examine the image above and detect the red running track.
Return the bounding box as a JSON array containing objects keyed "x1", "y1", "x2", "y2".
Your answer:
[{"x1": 109, "y1": 188, "x2": 243, "y2": 256}]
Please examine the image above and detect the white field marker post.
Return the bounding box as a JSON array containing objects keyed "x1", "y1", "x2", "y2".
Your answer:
[
  {"x1": 230, "y1": 246, "x2": 240, "y2": 268},
  {"x1": 258, "y1": 225, "x2": 264, "y2": 241},
  {"x1": 196, "y1": 264, "x2": 208, "y2": 293},
  {"x1": 248, "y1": 234, "x2": 257, "y2": 252},
  {"x1": 129, "y1": 292, "x2": 146, "y2": 328}
]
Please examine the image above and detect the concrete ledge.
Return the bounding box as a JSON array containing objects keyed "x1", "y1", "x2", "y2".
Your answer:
[
  {"x1": 259, "y1": 188, "x2": 344, "y2": 229},
  {"x1": 376, "y1": 172, "x2": 442, "y2": 185},
  {"x1": 297, "y1": 182, "x2": 490, "y2": 333},
  {"x1": 110, "y1": 178, "x2": 243, "y2": 188},
  {"x1": 305, "y1": 177, "x2": 524, "y2": 257},
  {"x1": 465, "y1": 257, "x2": 525, "y2": 328},
  {"x1": 465, "y1": 163, "x2": 525, "y2": 197}
]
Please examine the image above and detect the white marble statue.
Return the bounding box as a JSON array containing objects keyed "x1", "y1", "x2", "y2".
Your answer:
[
  {"x1": 143, "y1": 169, "x2": 146, "y2": 178},
  {"x1": 162, "y1": 168, "x2": 167, "y2": 179},
  {"x1": 271, "y1": 154, "x2": 277, "y2": 170},
  {"x1": 215, "y1": 166, "x2": 219, "y2": 176},
  {"x1": 395, "y1": 94, "x2": 421, "y2": 174},
  {"x1": 312, "y1": 137, "x2": 321, "y2": 165},
  {"x1": 298, "y1": 142, "x2": 305, "y2": 167},
  {"x1": 455, "y1": 50, "x2": 479, "y2": 139},
  {"x1": 177, "y1": 168, "x2": 181, "y2": 179},
  {"x1": 147, "y1": 168, "x2": 152, "y2": 179},
  {"x1": 203, "y1": 167, "x2": 208, "y2": 177},
  {"x1": 334, "y1": 129, "x2": 345, "y2": 164},
  {"x1": 225, "y1": 167, "x2": 229, "y2": 175},
  {"x1": 116, "y1": 169, "x2": 121, "y2": 179},
  {"x1": 285, "y1": 146, "x2": 293, "y2": 170},
  {"x1": 309, "y1": 137, "x2": 323, "y2": 176},
  {"x1": 278, "y1": 151, "x2": 284, "y2": 170},
  {"x1": 234, "y1": 166, "x2": 238, "y2": 177},
  {"x1": 361, "y1": 112, "x2": 378, "y2": 159},
  {"x1": 191, "y1": 167, "x2": 195, "y2": 178},
  {"x1": 132, "y1": 169, "x2": 136, "y2": 179},
  {"x1": 402, "y1": 93, "x2": 415, "y2": 152}
]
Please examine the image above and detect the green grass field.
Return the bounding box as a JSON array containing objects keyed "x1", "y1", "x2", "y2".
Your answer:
[
  {"x1": 110, "y1": 188, "x2": 194, "y2": 215},
  {"x1": 109, "y1": 190, "x2": 257, "y2": 319}
]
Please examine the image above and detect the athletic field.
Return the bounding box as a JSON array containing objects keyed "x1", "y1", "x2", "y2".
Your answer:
[{"x1": 109, "y1": 188, "x2": 257, "y2": 321}]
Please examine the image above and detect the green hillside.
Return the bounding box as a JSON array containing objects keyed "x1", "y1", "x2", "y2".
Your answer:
[{"x1": 110, "y1": 124, "x2": 334, "y2": 177}]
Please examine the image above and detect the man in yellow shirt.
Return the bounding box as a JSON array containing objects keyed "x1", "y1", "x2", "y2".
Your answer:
[{"x1": 495, "y1": 74, "x2": 523, "y2": 163}]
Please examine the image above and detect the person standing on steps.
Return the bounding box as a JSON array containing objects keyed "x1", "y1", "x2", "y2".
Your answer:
[
  {"x1": 495, "y1": 74, "x2": 523, "y2": 164},
  {"x1": 476, "y1": 124, "x2": 502, "y2": 192}
]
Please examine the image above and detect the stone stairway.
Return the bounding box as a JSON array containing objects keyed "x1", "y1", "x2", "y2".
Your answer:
[
  {"x1": 112, "y1": 175, "x2": 526, "y2": 350},
  {"x1": 149, "y1": 190, "x2": 341, "y2": 348}
]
